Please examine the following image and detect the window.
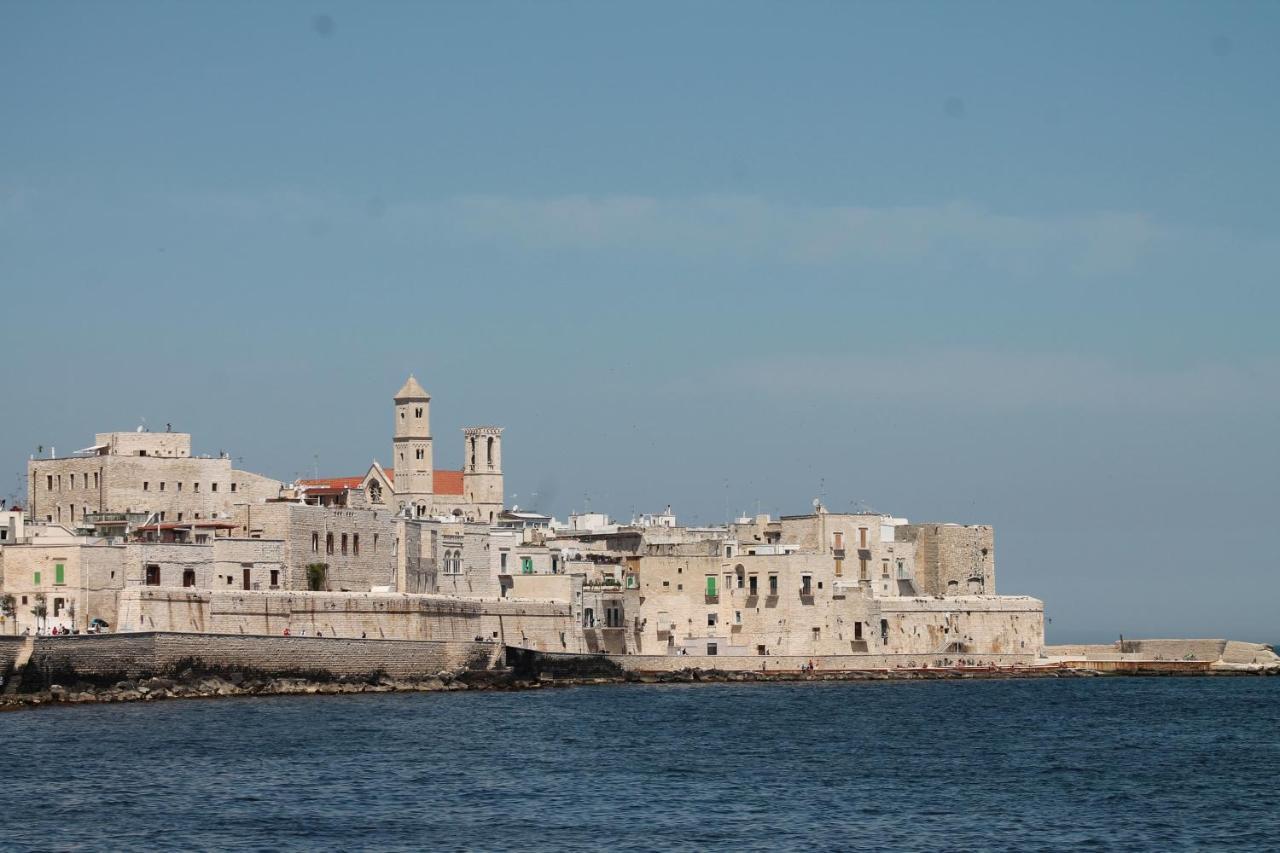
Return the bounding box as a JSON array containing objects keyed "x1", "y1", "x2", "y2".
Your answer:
[
  {"x1": 768, "y1": 575, "x2": 778, "y2": 596},
  {"x1": 326, "y1": 533, "x2": 334, "y2": 555},
  {"x1": 177, "y1": 482, "x2": 182, "y2": 491},
  {"x1": 270, "y1": 569, "x2": 279, "y2": 588},
  {"x1": 860, "y1": 559, "x2": 869, "y2": 581},
  {"x1": 195, "y1": 534, "x2": 208, "y2": 544},
  {"x1": 230, "y1": 483, "x2": 237, "y2": 493},
  {"x1": 33, "y1": 571, "x2": 41, "y2": 585},
  {"x1": 859, "y1": 527, "x2": 868, "y2": 548},
  {"x1": 143, "y1": 481, "x2": 150, "y2": 491},
  {"x1": 193, "y1": 482, "x2": 199, "y2": 493},
  {"x1": 500, "y1": 551, "x2": 508, "y2": 571},
  {"x1": 584, "y1": 608, "x2": 595, "y2": 627},
  {"x1": 415, "y1": 407, "x2": 423, "y2": 418},
  {"x1": 735, "y1": 610, "x2": 742, "y2": 624},
  {"x1": 94, "y1": 472, "x2": 99, "y2": 487},
  {"x1": 352, "y1": 534, "x2": 359, "y2": 556},
  {"x1": 53, "y1": 597, "x2": 65, "y2": 617},
  {"x1": 47, "y1": 475, "x2": 53, "y2": 490},
  {"x1": 212, "y1": 483, "x2": 218, "y2": 492},
  {"x1": 159, "y1": 482, "x2": 165, "y2": 491},
  {"x1": 749, "y1": 575, "x2": 758, "y2": 595},
  {"x1": 855, "y1": 622, "x2": 863, "y2": 640},
  {"x1": 707, "y1": 613, "x2": 718, "y2": 627},
  {"x1": 145, "y1": 564, "x2": 160, "y2": 586},
  {"x1": 182, "y1": 569, "x2": 196, "y2": 588},
  {"x1": 521, "y1": 556, "x2": 533, "y2": 574},
  {"x1": 373, "y1": 533, "x2": 378, "y2": 553},
  {"x1": 177, "y1": 512, "x2": 183, "y2": 521},
  {"x1": 801, "y1": 575, "x2": 812, "y2": 596},
  {"x1": 705, "y1": 576, "x2": 717, "y2": 597},
  {"x1": 139, "y1": 450, "x2": 147, "y2": 457},
  {"x1": 415, "y1": 448, "x2": 424, "y2": 460},
  {"x1": 341, "y1": 533, "x2": 348, "y2": 555},
  {"x1": 835, "y1": 558, "x2": 843, "y2": 577},
  {"x1": 226, "y1": 576, "x2": 234, "y2": 585},
  {"x1": 312, "y1": 532, "x2": 319, "y2": 553},
  {"x1": 707, "y1": 643, "x2": 718, "y2": 656},
  {"x1": 70, "y1": 474, "x2": 76, "y2": 489},
  {"x1": 882, "y1": 560, "x2": 890, "y2": 578},
  {"x1": 55, "y1": 563, "x2": 65, "y2": 585}
]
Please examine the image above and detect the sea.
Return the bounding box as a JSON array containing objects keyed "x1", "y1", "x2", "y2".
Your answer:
[{"x1": 2, "y1": 676, "x2": 1277, "y2": 852}]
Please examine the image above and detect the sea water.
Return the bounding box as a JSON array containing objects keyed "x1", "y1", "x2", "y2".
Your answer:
[{"x1": 1, "y1": 677, "x2": 1277, "y2": 851}]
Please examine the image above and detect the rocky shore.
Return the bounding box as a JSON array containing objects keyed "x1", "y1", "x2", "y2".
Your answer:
[{"x1": 4, "y1": 662, "x2": 1275, "y2": 711}]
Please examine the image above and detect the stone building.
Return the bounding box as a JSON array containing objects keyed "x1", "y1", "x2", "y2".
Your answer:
[
  {"x1": 546, "y1": 504, "x2": 1042, "y2": 658},
  {"x1": 25, "y1": 430, "x2": 282, "y2": 529},
  {"x1": 299, "y1": 375, "x2": 505, "y2": 523}
]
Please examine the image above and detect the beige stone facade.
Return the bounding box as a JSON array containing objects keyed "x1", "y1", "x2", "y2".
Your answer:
[{"x1": 26, "y1": 431, "x2": 282, "y2": 528}]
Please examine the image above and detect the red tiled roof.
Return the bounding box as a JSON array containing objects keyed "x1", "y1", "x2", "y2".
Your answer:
[
  {"x1": 299, "y1": 476, "x2": 364, "y2": 491},
  {"x1": 299, "y1": 468, "x2": 464, "y2": 495},
  {"x1": 434, "y1": 469, "x2": 463, "y2": 495}
]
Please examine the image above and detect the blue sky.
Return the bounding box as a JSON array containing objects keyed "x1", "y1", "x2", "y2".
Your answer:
[{"x1": 3, "y1": 1, "x2": 1278, "y2": 643}]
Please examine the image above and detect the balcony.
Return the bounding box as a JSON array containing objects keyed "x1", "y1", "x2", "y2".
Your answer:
[
  {"x1": 704, "y1": 593, "x2": 719, "y2": 604},
  {"x1": 764, "y1": 595, "x2": 779, "y2": 608},
  {"x1": 745, "y1": 594, "x2": 759, "y2": 607},
  {"x1": 799, "y1": 592, "x2": 815, "y2": 605}
]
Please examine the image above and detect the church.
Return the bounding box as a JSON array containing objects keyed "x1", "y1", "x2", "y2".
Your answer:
[{"x1": 299, "y1": 375, "x2": 505, "y2": 523}]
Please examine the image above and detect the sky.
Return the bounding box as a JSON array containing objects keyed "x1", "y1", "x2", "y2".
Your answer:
[{"x1": 2, "y1": 1, "x2": 1278, "y2": 643}]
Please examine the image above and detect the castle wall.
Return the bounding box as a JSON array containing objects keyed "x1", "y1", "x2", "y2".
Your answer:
[
  {"x1": 116, "y1": 588, "x2": 585, "y2": 652},
  {"x1": 12, "y1": 633, "x2": 498, "y2": 690},
  {"x1": 234, "y1": 503, "x2": 398, "y2": 592},
  {"x1": 27, "y1": 455, "x2": 281, "y2": 525}
]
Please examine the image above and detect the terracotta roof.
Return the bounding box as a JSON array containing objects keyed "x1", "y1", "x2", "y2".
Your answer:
[
  {"x1": 434, "y1": 469, "x2": 463, "y2": 495},
  {"x1": 137, "y1": 521, "x2": 237, "y2": 530},
  {"x1": 298, "y1": 468, "x2": 463, "y2": 495},
  {"x1": 299, "y1": 476, "x2": 364, "y2": 491}
]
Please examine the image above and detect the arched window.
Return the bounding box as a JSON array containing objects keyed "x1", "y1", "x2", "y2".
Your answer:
[
  {"x1": 368, "y1": 481, "x2": 382, "y2": 503},
  {"x1": 326, "y1": 533, "x2": 334, "y2": 555}
]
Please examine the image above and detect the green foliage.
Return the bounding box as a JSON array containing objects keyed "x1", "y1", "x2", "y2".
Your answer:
[
  {"x1": 305, "y1": 563, "x2": 329, "y2": 592},
  {"x1": 31, "y1": 592, "x2": 48, "y2": 621}
]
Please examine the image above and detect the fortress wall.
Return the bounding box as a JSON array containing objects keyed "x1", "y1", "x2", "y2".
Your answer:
[
  {"x1": 16, "y1": 633, "x2": 497, "y2": 690},
  {"x1": 117, "y1": 588, "x2": 584, "y2": 652},
  {"x1": 518, "y1": 649, "x2": 1038, "y2": 677},
  {"x1": 0, "y1": 636, "x2": 26, "y2": 674}
]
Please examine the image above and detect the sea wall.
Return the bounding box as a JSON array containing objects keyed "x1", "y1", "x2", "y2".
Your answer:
[
  {"x1": 11, "y1": 632, "x2": 499, "y2": 692},
  {"x1": 511, "y1": 648, "x2": 1038, "y2": 678},
  {"x1": 116, "y1": 587, "x2": 582, "y2": 652}
]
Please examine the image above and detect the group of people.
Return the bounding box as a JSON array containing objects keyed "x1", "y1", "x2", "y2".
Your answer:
[{"x1": 23, "y1": 624, "x2": 101, "y2": 636}]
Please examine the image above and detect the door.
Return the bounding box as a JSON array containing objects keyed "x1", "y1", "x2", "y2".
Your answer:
[{"x1": 242, "y1": 568, "x2": 251, "y2": 590}]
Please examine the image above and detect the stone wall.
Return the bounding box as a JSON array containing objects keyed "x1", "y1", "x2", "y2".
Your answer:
[
  {"x1": 115, "y1": 587, "x2": 586, "y2": 652},
  {"x1": 11, "y1": 632, "x2": 498, "y2": 690},
  {"x1": 516, "y1": 648, "x2": 1038, "y2": 677},
  {"x1": 27, "y1": 454, "x2": 280, "y2": 526},
  {"x1": 894, "y1": 524, "x2": 995, "y2": 596}
]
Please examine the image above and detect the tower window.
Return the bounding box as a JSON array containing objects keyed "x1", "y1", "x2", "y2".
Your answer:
[{"x1": 415, "y1": 407, "x2": 423, "y2": 418}]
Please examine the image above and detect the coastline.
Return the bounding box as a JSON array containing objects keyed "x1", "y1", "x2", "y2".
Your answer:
[{"x1": 4, "y1": 661, "x2": 1276, "y2": 712}]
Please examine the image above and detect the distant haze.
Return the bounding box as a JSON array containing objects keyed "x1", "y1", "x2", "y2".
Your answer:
[{"x1": 2, "y1": 2, "x2": 1277, "y2": 644}]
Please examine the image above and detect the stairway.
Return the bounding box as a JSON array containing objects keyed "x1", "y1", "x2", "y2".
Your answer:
[{"x1": 2, "y1": 637, "x2": 35, "y2": 696}]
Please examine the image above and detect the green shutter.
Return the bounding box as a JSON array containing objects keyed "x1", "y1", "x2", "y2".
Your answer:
[
  {"x1": 33, "y1": 571, "x2": 40, "y2": 585},
  {"x1": 521, "y1": 557, "x2": 533, "y2": 574},
  {"x1": 55, "y1": 564, "x2": 65, "y2": 584},
  {"x1": 706, "y1": 576, "x2": 716, "y2": 596}
]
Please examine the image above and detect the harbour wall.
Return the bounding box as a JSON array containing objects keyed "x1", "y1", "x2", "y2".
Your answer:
[{"x1": 5, "y1": 632, "x2": 499, "y2": 692}]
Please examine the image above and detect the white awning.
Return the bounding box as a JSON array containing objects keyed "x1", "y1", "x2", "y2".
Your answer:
[{"x1": 76, "y1": 444, "x2": 108, "y2": 454}]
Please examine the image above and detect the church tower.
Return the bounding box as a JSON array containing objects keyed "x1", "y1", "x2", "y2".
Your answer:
[
  {"x1": 393, "y1": 374, "x2": 433, "y2": 515},
  {"x1": 463, "y1": 426, "x2": 504, "y2": 522}
]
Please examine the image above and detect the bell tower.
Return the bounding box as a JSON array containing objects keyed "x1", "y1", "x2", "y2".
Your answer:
[
  {"x1": 463, "y1": 426, "x2": 504, "y2": 521},
  {"x1": 393, "y1": 374, "x2": 433, "y2": 513}
]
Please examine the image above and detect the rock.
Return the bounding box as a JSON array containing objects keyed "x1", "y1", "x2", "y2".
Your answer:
[{"x1": 115, "y1": 680, "x2": 137, "y2": 691}]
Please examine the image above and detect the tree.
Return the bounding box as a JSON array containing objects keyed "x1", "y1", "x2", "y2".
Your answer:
[
  {"x1": 31, "y1": 593, "x2": 48, "y2": 632},
  {"x1": 305, "y1": 563, "x2": 329, "y2": 592},
  {"x1": 0, "y1": 594, "x2": 15, "y2": 635}
]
